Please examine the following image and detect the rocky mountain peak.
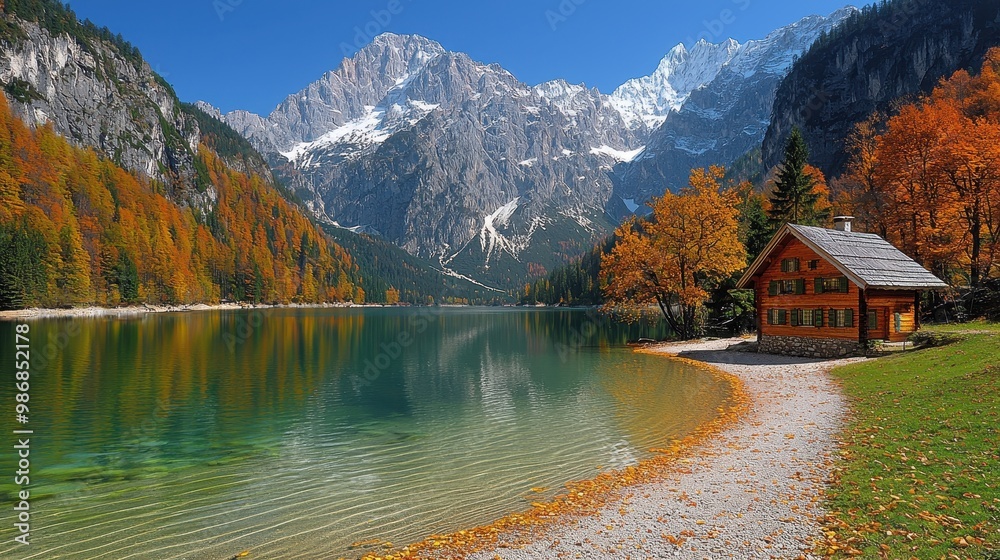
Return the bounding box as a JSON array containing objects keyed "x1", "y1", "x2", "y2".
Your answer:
[
  {"x1": 608, "y1": 38, "x2": 740, "y2": 130},
  {"x1": 203, "y1": 10, "x2": 857, "y2": 289},
  {"x1": 216, "y1": 32, "x2": 446, "y2": 154}
]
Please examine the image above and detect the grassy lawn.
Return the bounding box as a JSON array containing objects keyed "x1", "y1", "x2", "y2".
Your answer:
[{"x1": 818, "y1": 322, "x2": 999, "y2": 559}]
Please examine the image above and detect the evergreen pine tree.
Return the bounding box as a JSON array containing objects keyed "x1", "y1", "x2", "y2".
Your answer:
[
  {"x1": 740, "y1": 195, "x2": 772, "y2": 264},
  {"x1": 768, "y1": 128, "x2": 828, "y2": 228}
]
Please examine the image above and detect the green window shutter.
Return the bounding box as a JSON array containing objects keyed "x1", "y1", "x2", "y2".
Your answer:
[
  {"x1": 778, "y1": 309, "x2": 787, "y2": 325},
  {"x1": 793, "y1": 258, "x2": 800, "y2": 272},
  {"x1": 829, "y1": 308, "x2": 837, "y2": 327},
  {"x1": 769, "y1": 281, "x2": 779, "y2": 296},
  {"x1": 791, "y1": 309, "x2": 800, "y2": 327},
  {"x1": 796, "y1": 278, "x2": 806, "y2": 294},
  {"x1": 815, "y1": 309, "x2": 824, "y2": 328},
  {"x1": 839, "y1": 277, "x2": 850, "y2": 293},
  {"x1": 815, "y1": 278, "x2": 824, "y2": 294},
  {"x1": 845, "y1": 309, "x2": 854, "y2": 327}
]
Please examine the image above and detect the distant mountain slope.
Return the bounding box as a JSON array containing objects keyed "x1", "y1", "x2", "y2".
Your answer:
[
  {"x1": 617, "y1": 8, "x2": 854, "y2": 205},
  {"x1": 0, "y1": 94, "x2": 363, "y2": 308},
  {"x1": 208, "y1": 33, "x2": 638, "y2": 290},
  {"x1": 763, "y1": 0, "x2": 1000, "y2": 178},
  {"x1": 208, "y1": 13, "x2": 848, "y2": 290},
  {"x1": 608, "y1": 39, "x2": 740, "y2": 131},
  {"x1": 0, "y1": 0, "x2": 497, "y2": 305},
  {"x1": 322, "y1": 225, "x2": 506, "y2": 304}
]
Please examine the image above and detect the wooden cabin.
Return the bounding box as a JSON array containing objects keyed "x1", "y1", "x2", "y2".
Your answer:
[{"x1": 736, "y1": 217, "x2": 948, "y2": 358}]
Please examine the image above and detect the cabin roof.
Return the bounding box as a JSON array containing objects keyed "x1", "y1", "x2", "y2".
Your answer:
[{"x1": 736, "y1": 224, "x2": 949, "y2": 291}]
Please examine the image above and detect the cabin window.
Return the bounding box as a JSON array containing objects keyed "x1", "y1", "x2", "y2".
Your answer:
[
  {"x1": 808, "y1": 260, "x2": 820, "y2": 270},
  {"x1": 868, "y1": 310, "x2": 878, "y2": 330},
  {"x1": 768, "y1": 309, "x2": 787, "y2": 325},
  {"x1": 894, "y1": 313, "x2": 903, "y2": 333},
  {"x1": 830, "y1": 308, "x2": 855, "y2": 328},
  {"x1": 791, "y1": 309, "x2": 824, "y2": 327},
  {"x1": 769, "y1": 279, "x2": 806, "y2": 296},
  {"x1": 781, "y1": 258, "x2": 800, "y2": 273},
  {"x1": 815, "y1": 277, "x2": 850, "y2": 294},
  {"x1": 799, "y1": 309, "x2": 814, "y2": 327}
]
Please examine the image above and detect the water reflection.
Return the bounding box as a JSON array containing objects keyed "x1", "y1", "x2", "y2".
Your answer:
[{"x1": 0, "y1": 308, "x2": 726, "y2": 559}]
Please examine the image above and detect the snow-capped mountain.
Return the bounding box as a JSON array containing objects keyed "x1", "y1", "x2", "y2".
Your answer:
[
  {"x1": 619, "y1": 7, "x2": 857, "y2": 202},
  {"x1": 204, "y1": 9, "x2": 853, "y2": 289},
  {"x1": 608, "y1": 39, "x2": 740, "y2": 131},
  {"x1": 220, "y1": 33, "x2": 447, "y2": 156},
  {"x1": 206, "y1": 33, "x2": 637, "y2": 288}
]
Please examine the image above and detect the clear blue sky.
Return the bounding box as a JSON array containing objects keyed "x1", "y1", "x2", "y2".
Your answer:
[{"x1": 66, "y1": 0, "x2": 859, "y2": 116}]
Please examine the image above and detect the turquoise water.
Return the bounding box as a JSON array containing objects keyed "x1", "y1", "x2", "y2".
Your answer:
[{"x1": 0, "y1": 308, "x2": 730, "y2": 559}]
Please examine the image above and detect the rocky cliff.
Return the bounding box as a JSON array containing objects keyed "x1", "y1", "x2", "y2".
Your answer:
[
  {"x1": 619, "y1": 8, "x2": 854, "y2": 202},
  {"x1": 763, "y1": 0, "x2": 1000, "y2": 178},
  {"x1": 0, "y1": 5, "x2": 276, "y2": 213},
  {"x1": 207, "y1": 16, "x2": 847, "y2": 289}
]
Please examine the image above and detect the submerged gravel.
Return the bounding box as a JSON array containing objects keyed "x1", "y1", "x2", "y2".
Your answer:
[{"x1": 468, "y1": 338, "x2": 865, "y2": 560}]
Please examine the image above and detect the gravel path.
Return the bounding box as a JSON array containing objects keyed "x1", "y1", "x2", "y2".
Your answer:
[{"x1": 468, "y1": 338, "x2": 865, "y2": 560}]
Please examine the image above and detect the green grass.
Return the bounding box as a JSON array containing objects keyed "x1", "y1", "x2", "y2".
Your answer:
[{"x1": 820, "y1": 322, "x2": 1000, "y2": 558}]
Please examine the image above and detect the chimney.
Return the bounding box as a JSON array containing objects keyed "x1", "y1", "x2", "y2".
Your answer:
[{"x1": 833, "y1": 216, "x2": 854, "y2": 232}]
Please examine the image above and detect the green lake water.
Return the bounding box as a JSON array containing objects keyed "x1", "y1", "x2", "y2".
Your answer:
[{"x1": 0, "y1": 308, "x2": 731, "y2": 559}]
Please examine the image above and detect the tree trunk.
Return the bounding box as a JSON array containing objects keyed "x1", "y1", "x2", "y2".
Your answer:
[{"x1": 970, "y1": 208, "x2": 982, "y2": 290}]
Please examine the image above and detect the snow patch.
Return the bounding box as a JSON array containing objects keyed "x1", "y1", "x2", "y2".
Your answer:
[
  {"x1": 590, "y1": 145, "x2": 646, "y2": 163},
  {"x1": 479, "y1": 198, "x2": 523, "y2": 267},
  {"x1": 609, "y1": 39, "x2": 740, "y2": 130},
  {"x1": 436, "y1": 265, "x2": 505, "y2": 293}
]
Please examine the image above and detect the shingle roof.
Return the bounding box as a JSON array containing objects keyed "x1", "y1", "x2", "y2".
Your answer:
[{"x1": 737, "y1": 224, "x2": 949, "y2": 290}]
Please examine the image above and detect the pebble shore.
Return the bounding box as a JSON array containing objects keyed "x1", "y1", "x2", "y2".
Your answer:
[{"x1": 469, "y1": 337, "x2": 865, "y2": 560}]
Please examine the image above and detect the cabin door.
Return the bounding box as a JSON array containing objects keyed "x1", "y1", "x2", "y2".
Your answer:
[{"x1": 869, "y1": 308, "x2": 890, "y2": 341}]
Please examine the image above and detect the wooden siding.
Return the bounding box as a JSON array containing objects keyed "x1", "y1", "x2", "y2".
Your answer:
[
  {"x1": 868, "y1": 289, "x2": 918, "y2": 343},
  {"x1": 752, "y1": 238, "x2": 921, "y2": 342}
]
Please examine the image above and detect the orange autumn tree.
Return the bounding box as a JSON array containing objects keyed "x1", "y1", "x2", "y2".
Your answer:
[
  {"x1": 842, "y1": 47, "x2": 1000, "y2": 288},
  {"x1": 0, "y1": 95, "x2": 359, "y2": 309},
  {"x1": 838, "y1": 111, "x2": 890, "y2": 237},
  {"x1": 600, "y1": 166, "x2": 746, "y2": 339}
]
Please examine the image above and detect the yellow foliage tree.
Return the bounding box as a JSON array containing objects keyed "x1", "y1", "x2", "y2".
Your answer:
[
  {"x1": 600, "y1": 166, "x2": 747, "y2": 339},
  {"x1": 385, "y1": 286, "x2": 400, "y2": 305}
]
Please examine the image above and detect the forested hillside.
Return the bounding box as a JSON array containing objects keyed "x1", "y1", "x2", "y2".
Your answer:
[
  {"x1": 839, "y1": 48, "x2": 1000, "y2": 294},
  {"x1": 323, "y1": 226, "x2": 505, "y2": 305},
  {"x1": 764, "y1": 0, "x2": 1000, "y2": 178},
  {"x1": 0, "y1": 96, "x2": 360, "y2": 308},
  {"x1": 520, "y1": 239, "x2": 611, "y2": 306}
]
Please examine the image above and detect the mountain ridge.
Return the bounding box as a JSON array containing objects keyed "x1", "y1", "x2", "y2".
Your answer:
[
  {"x1": 202, "y1": 12, "x2": 851, "y2": 289},
  {"x1": 764, "y1": 0, "x2": 1000, "y2": 178}
]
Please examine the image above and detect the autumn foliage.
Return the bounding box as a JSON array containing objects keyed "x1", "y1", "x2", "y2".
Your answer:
[
  {"x1": 0, "y1": 96, "x2": 358, "y2": 308},
  {"x1": 841, "y1": 48, "x2": 1000, "y2": 289},
  {"x1": 600, "y1": 167, "x2": 747, "y2": 339}
]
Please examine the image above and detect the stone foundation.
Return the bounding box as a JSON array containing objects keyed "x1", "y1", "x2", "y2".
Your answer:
[{"x1": 758, "y1": 334, "x2": 862, "y2": 359}]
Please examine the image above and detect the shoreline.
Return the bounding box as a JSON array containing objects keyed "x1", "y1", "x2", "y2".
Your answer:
[
  {"x1": 0, "y1": 301, "x2": 392, "y2": 321},
  {"x1": 371, "y1": 337, "x2": 865, "y2": 560},
  {"x1": 0, "y1": 302, "x2": 602, "y2": 321}
]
